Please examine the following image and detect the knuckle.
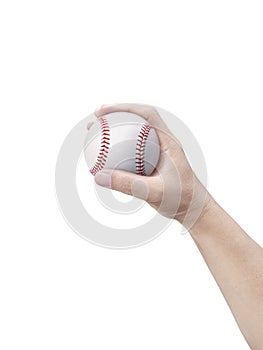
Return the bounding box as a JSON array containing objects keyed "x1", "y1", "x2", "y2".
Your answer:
[
  {"x1": 149, "y1": 189, "x2": 162, "y2": 203},
  {"x1": 148, "y1": 179, "x2": 162, "y2": 203},
  {"x1": 113, "y1": 174, "x2": 131, "y2": 194},
  {"x1": 144, "y1": 108, "x2": 160, "y2": 125},
  {"x1": 145, "y1": 106, "x2": 158, "y2": 116}
]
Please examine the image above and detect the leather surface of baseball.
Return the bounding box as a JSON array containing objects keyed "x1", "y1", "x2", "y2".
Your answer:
[{"x1": 84, "y1": 112, "x2": 160, "y2": 176}]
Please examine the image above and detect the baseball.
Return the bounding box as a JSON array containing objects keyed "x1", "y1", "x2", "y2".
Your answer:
[{"x1": 84, "y1": 112, "x2": 160, "y2": 176}]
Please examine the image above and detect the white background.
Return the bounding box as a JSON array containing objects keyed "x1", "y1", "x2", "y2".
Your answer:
[{"x1": 0, "y1": 0, "x2": 262, "y2": 349}]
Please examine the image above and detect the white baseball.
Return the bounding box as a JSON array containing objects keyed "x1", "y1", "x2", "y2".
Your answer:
[{"x1": 84, "y1": 112, "x2": 160, "y2": 176}]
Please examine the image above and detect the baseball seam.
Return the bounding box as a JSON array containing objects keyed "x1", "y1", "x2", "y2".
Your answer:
[
  {"x1": 136, "y1": 123, "x2": 151, "y2": 176},
  {"x1": 90, "y1": 117, "x2": 110, "y2": 175}
]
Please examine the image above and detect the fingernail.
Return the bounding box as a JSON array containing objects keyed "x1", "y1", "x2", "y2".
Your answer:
[
  {"x1": 94, "y1": 169, "x2": 112, "y2": 188},
  {"x1": 101, "y1": 104, "x2": 115, "y2": 108},
  {"x1": 87, "y1": 121, "x2": 94, "y2": 130},
  {"x1": 94, "y1": 104, "x2": 116, "y2": 115}
]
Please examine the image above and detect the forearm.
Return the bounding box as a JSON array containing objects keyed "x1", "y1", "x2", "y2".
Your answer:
[
  {"x1": 94, "y1": 104, "x2": 263, "y2": 348},
  {"x1": 188, "y1": 195, "x2": 263, "y2": 349}
]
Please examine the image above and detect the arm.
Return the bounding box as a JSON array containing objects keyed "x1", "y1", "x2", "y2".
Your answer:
[
  {"x1": 188, "y1": 197, "x2": 263, "y2": 349},
  {"x1": 93, "y1": 103, "x2": 263, "y2": 349}
]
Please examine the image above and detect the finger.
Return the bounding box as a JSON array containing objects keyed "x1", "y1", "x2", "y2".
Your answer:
[
  {"x1": 94, "y1": 103, "x2": 179, "y2": 150},
  {"x1": 95, "y1": 103, "x2": 168, "y2": 132},
  {"x1": 94, "y1": 168, "x2": 156, "y2": 202}
]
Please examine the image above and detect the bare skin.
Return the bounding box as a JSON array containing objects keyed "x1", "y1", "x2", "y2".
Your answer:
[{"x1": 93, "y1": 103, "x2": 263, "y2": 349}]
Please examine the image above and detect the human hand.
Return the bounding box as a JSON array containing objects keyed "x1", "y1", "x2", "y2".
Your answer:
[
  {"x1": 92, "y1": 104, "x2": 263, "y2": 349},
  {"x1": 93, "y1": 103, "x2": 210, "y2": 227}
]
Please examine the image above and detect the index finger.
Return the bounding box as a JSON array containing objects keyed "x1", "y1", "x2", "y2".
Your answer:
[{"x1": 94, "y1": 103, "x2": 179, "y2": 150}]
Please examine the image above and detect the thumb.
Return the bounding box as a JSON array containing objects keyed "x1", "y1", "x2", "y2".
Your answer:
[{"x1": 94, "y1": 168, "x2": 151, "y2": 201}]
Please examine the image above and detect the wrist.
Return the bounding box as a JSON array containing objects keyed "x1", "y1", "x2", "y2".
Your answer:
[
  {"x1": 175, "y1": 177, "x2": 213, "y2": 229},
  {"x1": 188, "y1": 194, "x2": 219, "y2": 238}
]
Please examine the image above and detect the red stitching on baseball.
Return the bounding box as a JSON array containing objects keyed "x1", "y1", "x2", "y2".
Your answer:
[
  {"x1": 90, "y1": 117, "x2": 110, "y2": 176},
  {"x1": 136, "y1": 123, "x2": 151, "y2": 176}
]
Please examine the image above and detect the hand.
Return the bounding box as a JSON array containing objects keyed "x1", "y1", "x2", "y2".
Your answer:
[
  {"x1": 93, "y1": 103, "x2": 210, "y2": 226},
  {"x1": 93, "y1": 104, "x2": 263, "y2": 349}
]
